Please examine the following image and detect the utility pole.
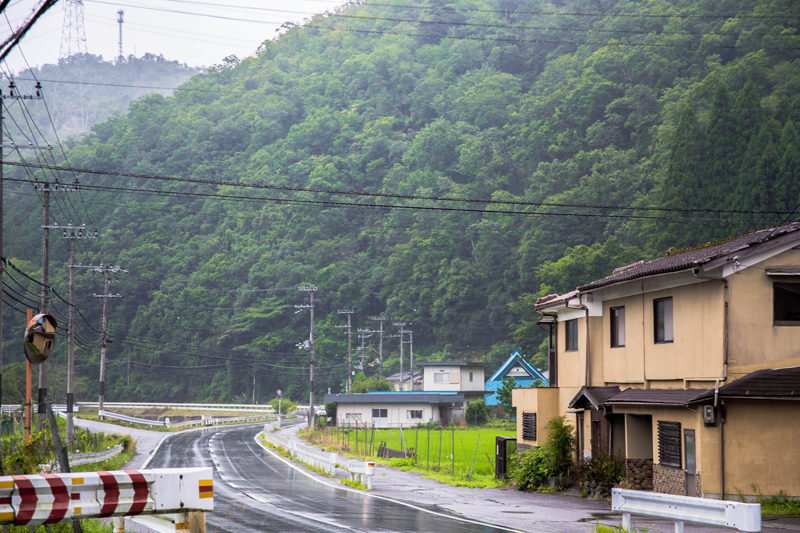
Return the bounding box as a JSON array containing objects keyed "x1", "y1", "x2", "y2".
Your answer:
[
  {"x1": 47, "y1": 224, "x2": 97, "y2": 445},
  {"x1": 34, "y1": 179, "x2": 77, "y2": 430},
  {"x1": 0, "y1": 80, "x2": 44, "y2": 441},
  {"x1": 336, "y1": 309, "x2": 354, "y2": 392},
  {"x1": 393, "y1": 322, "x2": 410, "y2": 390},
  {"x1": 367, "y1": 315, "x2": 386, "y2": 378},
  {"x1": 295, "y1": 284, "x2": 317, "y2": 428},
  {"x1": 79, "y1": 264, "x2": 124, "y2": 417}
]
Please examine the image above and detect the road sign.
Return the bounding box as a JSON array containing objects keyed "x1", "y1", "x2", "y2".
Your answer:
[{"x1": 277, "y1": 390, "x2": 281, "y2": 399}]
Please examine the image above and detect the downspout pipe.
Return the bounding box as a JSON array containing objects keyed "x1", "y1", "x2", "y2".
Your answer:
[{"x1": 566, "y1": 295, "x2": 590, "y2": 387}]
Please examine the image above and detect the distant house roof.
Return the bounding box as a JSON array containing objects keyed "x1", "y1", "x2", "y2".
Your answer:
[
  {"x1": 385, "y1": 370, "x2": 422, "y2": 383},
  {"x1": 603, "y1": 388, "x2": 710, "y2": 407},
  {"x1": 689, "y1": 366, "x2": 800, "y2": 403},
  {"x1": 568, "y1": 386, "x2": 622, "y2": 410},
  {"x1": 577, "y1": 222, "x2": 800, "y2": 292},
  {"x1": 486, "y1": 350, "x2": 548, "y2": 385},
  {"x1": 323, "y1": 392, "x2": 463, "y2": 405}
]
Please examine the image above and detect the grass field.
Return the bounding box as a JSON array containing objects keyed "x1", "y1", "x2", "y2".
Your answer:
[{"x1": 309, "y1": 425, "x2": 516, "y2": 487}]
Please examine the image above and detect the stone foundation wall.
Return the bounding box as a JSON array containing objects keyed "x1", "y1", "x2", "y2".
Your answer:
[
  {"x1": 653, "y1": 463, "x2": 685, "y2": 495},
  {"x1": 625, "y1": 458, "x2": 653, "y2": 490}
]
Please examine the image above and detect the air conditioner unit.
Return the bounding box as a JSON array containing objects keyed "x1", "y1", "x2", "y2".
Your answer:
[{"x1": 702, "y1": 405, "x2": 716, "y2": 426}]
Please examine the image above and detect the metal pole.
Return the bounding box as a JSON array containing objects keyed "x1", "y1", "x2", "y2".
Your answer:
[
  {"x1": 38, "y1": 185, "x2": 49, "y2": 430},
  {"x1": 25, "y1": 308, "x2": 32, "y2": 443}
]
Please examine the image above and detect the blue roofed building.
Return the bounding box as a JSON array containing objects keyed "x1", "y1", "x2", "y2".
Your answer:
[{"x1": 484, "y1": 350, "x2": 548, "y2": 406}]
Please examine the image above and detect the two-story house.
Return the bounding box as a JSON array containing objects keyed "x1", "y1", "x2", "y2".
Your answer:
[
  {"x1": 513, "y1": 223, "x2": 800, "y2": 499},
  {"x1": 418, "y1": 361, "x2": 486, "y2": 404}
]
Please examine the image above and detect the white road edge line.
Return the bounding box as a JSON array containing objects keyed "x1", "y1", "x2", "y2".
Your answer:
[{"x1": 253, "y1": 431, "x2": 522, "y2": 533}]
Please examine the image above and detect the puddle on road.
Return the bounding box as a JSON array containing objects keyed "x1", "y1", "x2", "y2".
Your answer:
[{"x1": 578, "y1": 512, "x2": 618, "y2": 523}]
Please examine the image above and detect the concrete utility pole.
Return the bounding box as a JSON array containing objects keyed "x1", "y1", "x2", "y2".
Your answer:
[
  {"x1": 0, "y1": 80, "x2": 44, "y2": 437},
  {"x1": 368, "y1": 315, "x2": 386, "y2": 378},
  {"x1": 47, "y1": 224, "x2": 98, "y2": 445},
  {"x1": 295, "y1": 284, "x2": 317, "y2": 428},
  {"x1": 80, "y1": 264, "x2": 125, "y2": 417},
  {"x1": 336, "y1": 309, "x2": 354, "y2": 392},
  {"x1": 393, "y1": 322, "x2": 411, "y2": 390}
]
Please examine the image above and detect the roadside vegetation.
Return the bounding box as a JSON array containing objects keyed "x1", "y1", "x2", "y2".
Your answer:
[{"x1": 1, "y1": 413, "x2": 133, "y2": 475}]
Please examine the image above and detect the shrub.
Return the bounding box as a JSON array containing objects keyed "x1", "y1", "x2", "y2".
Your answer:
[
  {"x1": 465, "y1": 401, "x2": 488, "y2": 426},
  {"x1": 511, "y1": 416, "x2": 576, "y2": 490},
  {"x1": 579, "y1": 453, "x2": 625, "y2": 486}
]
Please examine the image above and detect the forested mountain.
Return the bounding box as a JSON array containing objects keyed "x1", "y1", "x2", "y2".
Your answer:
[
  {"x1": 8, "y1": 54, "x2": 199, "y2": 139},
  {"x1": 3, "y1": 0, "x2": 799, "y2": 405}
]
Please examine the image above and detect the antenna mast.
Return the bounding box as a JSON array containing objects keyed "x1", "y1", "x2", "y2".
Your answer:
[{"x1": 117, "y1": 9, "x2": 124, "y2": 60}]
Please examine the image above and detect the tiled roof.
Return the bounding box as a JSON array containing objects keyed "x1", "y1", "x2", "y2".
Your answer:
[
  {"x1": 603, "y1": 388, "x2": 710, "y2": 406},
  {"x1": 568, "y1": 386, "x2": 622, "y2": 410},
  {"x1": 690, "y1": 366, "x2": 800, "y2": 403},
  {"x1": 578, "y1": 222, "x2": 800, "y2": 291},
  {"x1": 323, "y1": 392, "x2": 463, "y2": 405}
]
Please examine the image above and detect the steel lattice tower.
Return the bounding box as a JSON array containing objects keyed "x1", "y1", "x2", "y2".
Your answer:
[{"x1": 59, "y1": 0, "x2": 88, "y2": 59}]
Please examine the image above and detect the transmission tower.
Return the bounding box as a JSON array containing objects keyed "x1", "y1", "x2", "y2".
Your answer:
[
  {"x1": 117, "y1": 10, "x2": 124, "y2": 60},
  {"x1": 59, "y1": 0, "x2": 88, "y2": 59}
]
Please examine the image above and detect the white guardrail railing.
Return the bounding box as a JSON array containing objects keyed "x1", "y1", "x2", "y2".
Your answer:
[
  {"x1": 611, "y1": 488, "x2": 761, "y2": 533},
  {"x1": 2, "y1": 402, "x2": 276, "y2": 414},
  {"x1": 260, "y1": 423, "x2": 375, "y2": 488},
  {"x1": 0, "y1": 467, "x2": 213, "y2": 527}
]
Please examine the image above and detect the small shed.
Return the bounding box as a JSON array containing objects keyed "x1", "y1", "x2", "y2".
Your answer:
[{"x1": 484, "y1": 350, "x2": 548, "y2": 406}]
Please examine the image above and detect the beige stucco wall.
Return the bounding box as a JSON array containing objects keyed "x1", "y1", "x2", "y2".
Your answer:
[
  {"x1": 720, "y1": 399, "x2": 800, "y2": 498},
  {"x1": 727, "y1": 249, "x2": 800, "y2": 374},
  {"x1": 459, "y1": 366, "x2": 485, "y2": 392},
  {"x1": 512, "y1": 387, "x2": 561, "y2": 447},
  {"x1": 600, "y1": 282, "x2": 725, "y2": 386}
]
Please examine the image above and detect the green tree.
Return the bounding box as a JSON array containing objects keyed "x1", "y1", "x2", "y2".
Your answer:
[
  {"x1": 465, "y1": 401, "x2": 489, "y2": 426},
  {"x1": 351, "y1": 372, "x2": 393, "y2": 393},
  {"x1": 497, "y1": 376, "x2": 517, "y2": 418}
]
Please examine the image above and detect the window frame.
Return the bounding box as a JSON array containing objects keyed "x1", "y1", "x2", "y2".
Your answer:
[
  {"x1": 773, "y1": 281, "x2": 800, "y2": 326},
  {"x1": 372, "y1": 408, "x2": 388, "y2": 418},
  {"x1": 433, "y1": 372, "x2": 449, "y2": 384},
  {"x1": 654, "y1": 297, "x2": 674, "y2": 343},
  {"x1": 407, "y1": 409, "x2": 423, "y2": 419},
  {"x1": 565, "y1": 319, "x2": 578, "y2": 351},
  {"x1": 610, "y1": 306, "x2": 626, "y2": 348}
]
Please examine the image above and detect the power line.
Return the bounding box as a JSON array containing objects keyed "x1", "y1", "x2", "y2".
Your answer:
[{"x1": 4, "y1": 162, "x2": 794, "y2": 218}]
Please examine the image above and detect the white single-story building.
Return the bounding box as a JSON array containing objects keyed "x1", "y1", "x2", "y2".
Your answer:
[{"x1": 323, "y1": 391, "x2": 464, "y2": 428}]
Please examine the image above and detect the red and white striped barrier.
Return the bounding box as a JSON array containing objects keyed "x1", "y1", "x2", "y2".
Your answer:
[{"x1": 0, "y1": 467, "x2": 212, "y2": 526}]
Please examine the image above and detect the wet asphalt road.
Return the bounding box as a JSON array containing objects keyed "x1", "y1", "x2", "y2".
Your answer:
[{"x1": 144, "y1": 423, "x2": 512, "y2": 532}]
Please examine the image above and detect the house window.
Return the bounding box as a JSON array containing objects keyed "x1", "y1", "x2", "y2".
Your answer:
[
  {"x1": 372, "y1": 408, "x2": 387, "y2": 418},
  {"x1": 434, "y1": 372, "x2": 449, "y2": 384},
  {"x1": 654, "y1": 297, "x2": 673, "y2": 343},
  {"x1": 657, "y1": 421, "x2": 681, "y2": 468},
  {"x1": 469, "y1": 371, "x2": 473, "y2": 382},
  {"x1": 565, "y1": 319, "x2": 578, "y2": 351},
  {"x1": 522, "y1": 412, "x2": 537, "y2": 441},
  {"x1": 610, "y1": 306, "x2": 625, "y2": 347},
  {"x1": 773, "y1": 282, "x2": 800, "y2": 325},
  {"x1": 407, "y1": 410, "x2": 422, "y2": 419}
]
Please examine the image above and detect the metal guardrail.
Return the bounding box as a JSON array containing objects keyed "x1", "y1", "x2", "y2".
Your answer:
[
  {"x1": 4, "y1": 402, "x2": 276, "y2": 413},
  {"x1": 611, "y1": 488, "x2": 761, "y2": 532},
  {"x1": 0, "y1": 467, "x2": 213, "y2": 526},
  {"x1": 99, "y1": 409, "x2": 167, "y2": 427},
  {"x1": 260, "y1": 426, "x2": 375, "y2": 487}
]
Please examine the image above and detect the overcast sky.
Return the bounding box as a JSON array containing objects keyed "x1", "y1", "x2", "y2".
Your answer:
[{"x1": 2, "y1": 0, "x2": 346, "y2": 74}]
